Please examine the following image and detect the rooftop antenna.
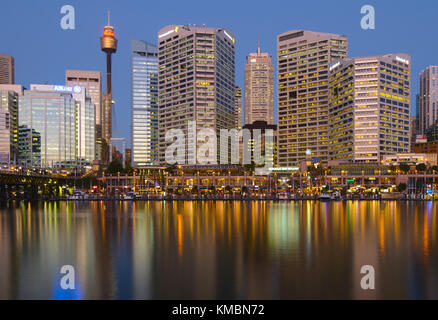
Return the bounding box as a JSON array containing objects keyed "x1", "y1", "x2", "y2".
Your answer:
[
  {"x1": 257, "y1": 28, "x2": 261, "y2": 54},
  {"x1": 107, "y1": 10, "x2": 110, "y2": 26}
]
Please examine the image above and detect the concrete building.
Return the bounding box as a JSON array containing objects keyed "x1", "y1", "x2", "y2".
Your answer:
[
  {"x1": 65, "y1": 70, "x2": 101, "y2": 124},
  {"x1": 410, "y1": 116, "x2": 417, "y2": 152},
  {"x1": 328, "y1": 54, "x2": 411, "y2": 163},
  {"x1": 244, "y1": 46, "x2": 274, "y2": 125},
  {"x1": 66, "y1": 70, "x2": 102, "y2": 160},
  {"x1": 157, "y1": 25, "x2": 236, "y2": 164},
  {"x1": 242, "y1": 120, "x2": 277, "y2": 169},
  {"x1": 131, "y1": 39, "x2": 158, "y2": 166},
  {"x1": 417, "y1": 66, "x2": 438, "y2": 135},
  {"x1": 382, "y1": 153, "x2": 433, "y2": 166},
  {"x1": 235, "y1": 85, "x2": 243, "y2": 129},
  {"x1": 0, "y1": 54, "x2": 14, "y2": 84},
  {"x1": 277, "y1": 30, "x2": 348, "y2": 166},
  {"x1": 0, "y1": 84, "x2": 22, "y2": 163}
]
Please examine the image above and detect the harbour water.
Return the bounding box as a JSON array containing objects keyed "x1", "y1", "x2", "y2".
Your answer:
[{"x1": 0, "y1": 200, "x2": 437, "y2": 299}]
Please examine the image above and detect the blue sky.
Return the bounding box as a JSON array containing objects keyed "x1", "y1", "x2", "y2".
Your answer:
[{"x1": 1, "y1": 0, "x2": 437, "y2": 145}]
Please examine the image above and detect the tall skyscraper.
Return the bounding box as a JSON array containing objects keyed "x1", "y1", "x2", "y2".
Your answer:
[
  {"x1": 157, "y1": 25, "x2": 236, "y2": 164},
  {"x1": 100, "y1": 12, "x2": 118, "y2": 163},
  {"x1": 417, "y1": 66, "x2": 438, "y2": 135},
  {"x1": 234, "y1": 85, "x2": 243, "y2": 129},
  {"x1": 19, "y1": 87, "x2": 77, "y2": 168},
  {"x1": 30, "y1": 84, "x2": 96, "y2": 165},
  {"x1": 66, "y1": 70, "x2": 101, "y2": 123},
  {"x1": 131, "y1": 39, "x2": 158, "y2": 166},
  {"x1": 276, "y1": 30, "x2": 348, "y2": 166},
  {"x1": 0, "y1": 84, "x2": 22, "y2": 163},
  {"x1": 244, "y1": 46, "x2": 274, "y2": 125},
  {"x1": 328, "y1": 54, "x2": 411, "y2": 163},
  {"x1": 0, "y1": 54, "x2": 14, "y2": 84},
  {"x1": 65, "y1": 70, "x2": 102, "y2": 160}
]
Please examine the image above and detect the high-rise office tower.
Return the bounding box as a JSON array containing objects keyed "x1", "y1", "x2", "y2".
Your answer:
[
  {"x1": 100, "y1": 13, "x2": 118, "y2": 163},
  {"x1": 30, "y1": 84, "x2": 96, "y2": 165},
  {"x1": 244, "y1": 46, "x2": 274, "y2": 125},
  {"x1": 417, "y1": 66, "x2": 438, "y2": 135},
  {"x1": 276, "y1": 30, "x2": 348, "y2": 166},
  {"x1": 234, "y1": 85, "x2": 243, "y2": 129},
  {"x1": 0, "y1": 54, "x2": 14, "y2": 84},
  {"x1": 131, "y1": 39, "x2": 158, "y2": 166},
  {"x1": 157, "y1": 25, "x2": 236, "y2": 164},
  {"x1": 66, "y1": 70, "x2": 101, "y2": 123},
  {"x1": 66, "y1": 70, "x2": 102, "y2": 161},
  {"x1": 0, "y1": 84, "x2": 22, "y2": 163},
  {"x1": 328, "y1": 54, "x2": 411, "y2": 163},
  {"x1": 19, "y1": 86, "x2": 78, "y2": 168}
]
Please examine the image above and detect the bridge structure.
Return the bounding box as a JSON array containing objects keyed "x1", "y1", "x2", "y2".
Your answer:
[{"x1": 0, "y1": 170, "x2": 76, "y2": 201}]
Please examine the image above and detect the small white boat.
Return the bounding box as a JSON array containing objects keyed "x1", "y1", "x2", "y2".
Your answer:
[
  {"x1": 124, "y1": 192, "x2": 138, "y2": 200},
  {"x1": 318, "y1": 193, "x2": 332, "y2": 201},
  {"x1": 68, "y1": 190, "x2": 89, "y2": 200}
]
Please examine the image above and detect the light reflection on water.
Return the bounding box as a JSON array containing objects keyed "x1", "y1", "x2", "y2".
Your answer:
[{"x1": 0, "y1": 200, "x2": 437, "y2": 299}]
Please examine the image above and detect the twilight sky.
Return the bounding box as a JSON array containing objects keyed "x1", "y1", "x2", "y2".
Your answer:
[{"x1": 1, "y1": 0, "x2": 437, "y2": 145}]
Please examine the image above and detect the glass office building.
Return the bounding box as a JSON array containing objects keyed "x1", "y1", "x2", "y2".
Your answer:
[
  {"x1": 0, "y1": 87, "x2": 20, "y2": 162},
  {"x1": 131, "y1": 39, "x2": 158, "y2": 166},
  {"x1": 19, "y1": 89, "x2": 77, "y2": 168},
  {"x1": 0, "y1": 109, "x2": 10, "y2": 164}
]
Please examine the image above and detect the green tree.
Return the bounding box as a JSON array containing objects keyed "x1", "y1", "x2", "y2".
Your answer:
[
  {"x1": 416, "y1": 163, "x2": 427, "y2": 172},
  {"x1": 191, "y1": 186, "x2": 198, "y2": 195},
  {"x1": 397, "y1": 183, "x2": 407, "y2": 192},
  {"x1": 399, "y1": 163, "x2": 410, "y2": 174},
  {"x1": 431, "y1": 166, "x2": 438, "y2": 173},
  {"x1": 105, "y1": 160, "x2": 124, "y2": 175}
]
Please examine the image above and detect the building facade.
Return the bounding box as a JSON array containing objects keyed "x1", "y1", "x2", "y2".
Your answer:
[
  {"x1": 0, "y1": 109, "x2": 10, "y2": 164},
  {"x1": 31, "y1": 84, "x2": 96, "y2": 165},
  {"x1": 65, "y1": 70, "x2": 102, "y2": 161},
  {"x1": 417, "y1": 66, "x2": 438, "y2": 135},
  {"x1": 242, "y1": 120, "x2": 277, "y2": 168},
  {"x1": 19, "y1": 88, "x2": 77, "y2": 168},
  {"x1": 157, "y1": 25, "x2": 236, "y2": 164},
  {"x1": 0, "y1": 84, "x2": 22, "y2": 163},
  {"x1": 276, "y1": 30, "x2": 348, "y2": 166},
  {"x1": 328, "y1": 54, "x2": 411, "y2": 163},
  {"x1": 0, "y1": 54, "x2": 14, "y2": 84},
  {"x1": 244, "y1": 47, "x2": 274, "y2": 125},
  {"x1": 235, "y1": 85, "x2": 243, "y2": 129},
  {"x1": 131, "y1": 39, "x2": 159, "y2": 166},
  {"x1": 18, "y1": 126, "x2": 41, "y2": 168}
]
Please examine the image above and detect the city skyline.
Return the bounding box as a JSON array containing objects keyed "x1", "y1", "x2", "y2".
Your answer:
[{"x1": 0, "y1": 0, "x2": 433, "y2": 145}]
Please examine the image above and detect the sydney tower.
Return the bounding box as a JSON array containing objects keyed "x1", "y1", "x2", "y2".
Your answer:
[{"x1": 100, "y1": 12, "x2": 117, "y2": 162}]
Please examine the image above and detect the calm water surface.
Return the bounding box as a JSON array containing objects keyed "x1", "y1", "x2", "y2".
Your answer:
[{"x1": 0, "y1": 200, "x2": 437, "y2": 299}]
